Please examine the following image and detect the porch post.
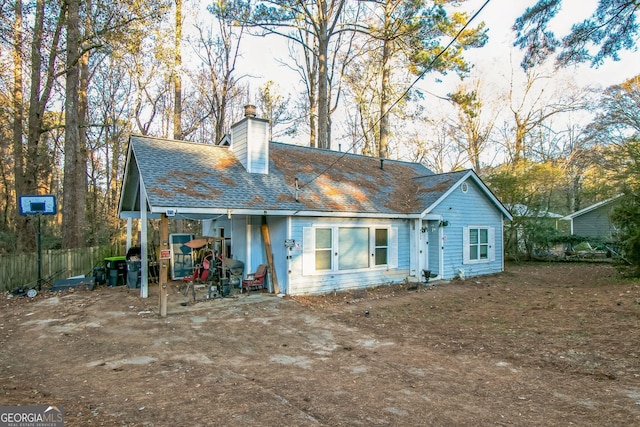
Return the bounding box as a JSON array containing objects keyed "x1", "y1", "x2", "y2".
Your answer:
[
  {"x1": 140, "y1": 180, "x2": 149, "y2": 298},
  {"x1": 126, "y1": 218, "x2": 132, "y2": 251},
  {"x1": 159, "y1": 214, "x2": 169, "y2": 317}
]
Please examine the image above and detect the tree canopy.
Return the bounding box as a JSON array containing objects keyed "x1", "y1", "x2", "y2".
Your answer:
[
  {"x1": 0, "y1": 0, "x2": 637, "y2": 259},
  {"x1": 514, "y1": 0, "x2": 639, "y2": 70}
]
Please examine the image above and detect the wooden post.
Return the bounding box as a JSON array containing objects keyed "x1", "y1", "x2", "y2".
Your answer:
[
  {"x1": 261, "y1": 216, "x2": 279, "y2": 294},
  {"x1": 159, "y1": 214, "x2": 169, "y2": 317}
]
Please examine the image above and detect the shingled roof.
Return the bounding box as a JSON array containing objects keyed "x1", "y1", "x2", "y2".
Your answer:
[{"x1": 119, "y1": 135, "x2": 505, "y2": 219}]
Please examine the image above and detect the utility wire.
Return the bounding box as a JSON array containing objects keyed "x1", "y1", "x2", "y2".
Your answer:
[{"x1": 299, "y1": 0, "x2": 492, "y2": 189}]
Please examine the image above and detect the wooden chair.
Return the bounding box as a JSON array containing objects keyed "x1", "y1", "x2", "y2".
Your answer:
[{"x1": 241, "y1": 264, "x2": 267, "y2": 293}]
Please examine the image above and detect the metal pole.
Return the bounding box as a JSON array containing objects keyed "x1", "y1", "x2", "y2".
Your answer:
[{"x1": 37, "y1": 214, "x2": 42, "y2": 290}]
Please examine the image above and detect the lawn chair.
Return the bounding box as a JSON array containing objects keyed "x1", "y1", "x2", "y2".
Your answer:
[
  {"x1": 182, "y1": 253, "x2": 213, "y2": 300},
  {"x1": 241, "y1": 264, "x2": 267, "y2": 293}
]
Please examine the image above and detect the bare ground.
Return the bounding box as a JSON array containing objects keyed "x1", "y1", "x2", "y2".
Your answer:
[{"x1": 1, "y1": 262, "x2": 639, "y2": 426}]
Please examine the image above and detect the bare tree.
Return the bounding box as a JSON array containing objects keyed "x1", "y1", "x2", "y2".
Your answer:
[
  {"x1": 9, "y1": 0, "x2": 66, "y2": 251},
  {"x1": 448, "y1": 80, "x2": 499, "y2": 171},
  {"x1": 353, "y1": 0, "x2": 487, "y2": 159},
  {"x1": 499, "y1": 67, "x2": 587, "y2": 163},
  {"x1": 256, "y1": 80, "x2": 296, "y2": 140},
  {"x1": 251, "y1": 0, "x2": 347, "y2": 149},
  {"x1": 188, "y1": 0, "x2": 250, "y2": 143},
  {"x1": 406, "y1": 118, "x2": 464, "y2": 173}
]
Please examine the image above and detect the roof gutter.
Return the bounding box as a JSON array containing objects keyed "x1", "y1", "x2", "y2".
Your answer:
[{"x1": 147, "y1": 206, "x2": 422, "y2": 220}]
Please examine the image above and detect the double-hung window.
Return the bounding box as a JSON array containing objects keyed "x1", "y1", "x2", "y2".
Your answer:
[
  {"x1": 374, "y1": 228, "x2": 388, "y2": 266},
  {"x1": 463, "y1": 226, "x2": 495, "y2": 264},
  {"x1": 315, "y1": 228, "x2": 333, "y2": 270}
]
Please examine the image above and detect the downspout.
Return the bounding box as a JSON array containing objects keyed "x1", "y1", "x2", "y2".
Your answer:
[
  {"x1": 439, "y1": 223, "x2": 445, "y2": 280},
  {"x1": 501, "y1": 217, "x2": 505, "y2": 273}
]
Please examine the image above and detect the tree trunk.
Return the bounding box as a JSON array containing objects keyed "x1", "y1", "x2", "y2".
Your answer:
[
  {"x1": 379, "y1": 31, "x2": 391, "y2": 159},
  {"x1": 316, "y1": 25, "x2": 329, "y2": 149},
  {"x1": 77, "y1": 1, "x2": 90, "y2": 244},
  {"x1": 62, "y1": 0, "x2": 86, "y2": 249},
  {"x1": 12, "y1": 0, "x2": 32, "y2": 252},
  {"x1": 17, "y1": 0, "x2": 64, "y2": 251},
  {"x1": 173, "y1": 0, "x2": 183, "y2": 140},
  {"x1": 306, "y1": 36, "x2": 318, "y2": 148}
]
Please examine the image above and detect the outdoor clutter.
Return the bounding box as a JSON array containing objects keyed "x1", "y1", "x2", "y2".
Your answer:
[
  {"x1": 177, "y1": 237, "x2": 265, "y2": 303},
  {"x1": 8, "y1": 237, "x2": 269, "y2": 305}
]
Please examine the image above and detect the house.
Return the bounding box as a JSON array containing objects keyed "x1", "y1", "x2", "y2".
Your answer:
[
  {"x1": 561, "y1": 194, "x2": 623, "y2": 242},
  {"x1": 504, "y1": 204, "x2": 565, "y2": 256},
  {"x1": 507, "y1": 204, "x2": 564, "y2": 222},
  {"x1": 118, "y1": 106, "x2": 512, "y2": 297}
]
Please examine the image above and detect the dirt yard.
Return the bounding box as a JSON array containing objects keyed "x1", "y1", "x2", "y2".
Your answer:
[{"x1": 1, "y1": 262, "x2": 639, "y2": 426}]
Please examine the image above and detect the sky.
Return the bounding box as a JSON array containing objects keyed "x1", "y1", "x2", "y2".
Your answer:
[
  {"x1": 195, "y1": 0, "x2": 638, "y2": 152},
  {"x1": 463, "y1": 0, "x2": 636, "y2": 88},
  {"x1": 235, "y1": 0, "x2": 637, "y2": 96}
]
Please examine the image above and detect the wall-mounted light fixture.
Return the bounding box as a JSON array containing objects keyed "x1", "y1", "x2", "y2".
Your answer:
[
  {"x1": 420, "y1": 226, "x2": 428, "y2": 233},
  {"x1": 440, "y1": 220, "x2": 449, "y2": 227}
]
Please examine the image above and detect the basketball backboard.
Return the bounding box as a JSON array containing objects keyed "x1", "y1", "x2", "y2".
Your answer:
[{"x1": 19, "y1": 195, "x2": 57, "y2": 215}]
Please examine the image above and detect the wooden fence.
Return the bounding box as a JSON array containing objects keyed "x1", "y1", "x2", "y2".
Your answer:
[{"x1": 0, "y1": 245, "x2": 125, "y2": 292}]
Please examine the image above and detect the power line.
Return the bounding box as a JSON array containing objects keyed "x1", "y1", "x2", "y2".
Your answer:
[{"x1": 300, "y1": 0, "x2": 492, "y2": 189}]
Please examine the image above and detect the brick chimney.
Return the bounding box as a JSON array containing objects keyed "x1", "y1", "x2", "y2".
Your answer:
[{"x1": 231, "y1": 105, "x2": 269, "y2": 174}]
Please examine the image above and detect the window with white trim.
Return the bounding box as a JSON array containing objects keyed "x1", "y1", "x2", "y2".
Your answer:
[
  {"x1": 315, "y1": 228, "x2": 332, "y2": 270},
  {"x1": 374, "y1": 228, "x2": 388, "y2": 266},
  {"x1": 303, "y1": 225, "x2": 398, "y2": 275},
  {"x1": 463, "y1": 226, "x2": 495, "y2": 264}
]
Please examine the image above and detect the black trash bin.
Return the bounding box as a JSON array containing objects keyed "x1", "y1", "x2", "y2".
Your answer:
[
  {"x1": 92, "y1": 267, "x2": 106, "y2": 286},
  {"x1": 126, "y1": 260, "x2": 141, "y2": 289},
  {"x1": 105, "y1": 256, "x2": 127, "y2": 286}
]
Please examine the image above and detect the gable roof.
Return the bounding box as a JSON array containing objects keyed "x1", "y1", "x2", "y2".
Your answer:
[
  {"x1": 561, "y1": 194, "x2": 623, "y2": 220},
  {"x1": 119, "y1": 135, "x2": 511, "y2": 220},
  {"x1": 506, "y1": 204, "x2": 564, "y2": 219},
  {"x1": 415, "y1": 169, "x2": 512, "y2": 220}
]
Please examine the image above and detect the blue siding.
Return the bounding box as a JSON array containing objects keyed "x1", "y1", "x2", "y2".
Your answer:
[
  {"x1": 221, "y1": 178, "x2": 506, "y2": 295},
  {"x1": 430, "y1": 180, "x2": 504, "y2": 279},
  {"x1": 229, "y1": 216, "x2": 248, "y2": 264},
  {"x1": 288, "y1": 217, "x2": 411, "y2": 295}
]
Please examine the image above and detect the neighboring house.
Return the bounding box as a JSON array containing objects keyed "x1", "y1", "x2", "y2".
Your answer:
[
  {"x1": 507, "y1": 204, "x2": 564, "y2": 223},
  {"x1": 561, "y1": 194, "x2": 623, "y2": 242},
  {"x1": 119, "y1": 107, "x2": 512, "y2": 296},
  {"x1": 504, "y1": 204, "x2": 565, "y2": 255}
]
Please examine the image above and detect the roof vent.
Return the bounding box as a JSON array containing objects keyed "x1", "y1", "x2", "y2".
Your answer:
[
  {"x1": 244, "y1": 104, "x2": 257, "y2": 118},
  {"x1": 380, "y1": 159, "x2": 385, "y2": 170}
]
